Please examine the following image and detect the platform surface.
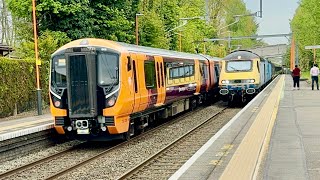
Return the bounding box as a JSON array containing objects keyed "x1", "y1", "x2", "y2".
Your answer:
[
  {"x1": 170, "y1": 75, "x2": 320, "y2": 180},
  {"x1": 0, "y1": 113, "x2": 53, "y2": 141}
]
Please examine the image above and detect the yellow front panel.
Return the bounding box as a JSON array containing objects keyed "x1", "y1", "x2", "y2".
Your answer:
[
  {"x1": 219, "y1": 59, "x2": 260, "y2": 86},
  {"x1": 50, "y1": 96, "x2": 67, "y2": 134},
  {"x1": 103, "y1": 53, "x2": 134, "y2": 117},
  {"x1": 107, "y1": 116, "x2": 130, "y2": 134}
]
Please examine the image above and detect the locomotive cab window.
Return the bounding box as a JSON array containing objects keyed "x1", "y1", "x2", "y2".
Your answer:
[
  {"x1": 97, "y1": 53, "x2": 119, "y2": 86},
  {"x1": 51, "y1": 54, "x2": 67, "y2": 88},
  {"x1": 226, "y1": 60, "x2": 252, "y2": 72},
  {"x1": 144, "y1": 61, "x2": 156, "y2": 89}
]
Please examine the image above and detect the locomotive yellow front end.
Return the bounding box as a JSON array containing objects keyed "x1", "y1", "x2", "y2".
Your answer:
[
  {"x1": 219, "y1": 51, "x2": 261, "y2": 105},
  {"x1": 50, "y1": 39, "x2": 132, "y2": 140}
]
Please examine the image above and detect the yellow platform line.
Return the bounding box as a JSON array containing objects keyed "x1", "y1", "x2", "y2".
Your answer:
[
  {"x1": 0, "y1": 117, "x2": 53, "y2": 131},
  {"x1": 220, "y1": 76, "x2": 284, "y2": 180}
]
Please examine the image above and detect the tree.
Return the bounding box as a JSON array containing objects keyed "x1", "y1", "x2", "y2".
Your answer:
[
  {"x1": 291, "y1": 0, "x2": 320, "y2": 70},
  {"x1": 1, "y1": 0, "x2": 14, "y2": 45}
]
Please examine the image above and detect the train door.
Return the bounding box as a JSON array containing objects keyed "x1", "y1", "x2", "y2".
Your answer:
[
  {"x1": 155, "y1": 56, "x2": 165, "y2": 106},
  {"x1": 214, "y1": 64, "x2": 220, "y2": 87},
  {"x1": 195, "y1": 60, "x2": 201, "y2": 94},
  {"x1": 130, "y1": 53, "x2": 141, "y2": 113},
  {"x1": 144, "y1": 56, "x2": 158, "y2": 108},
  {"x1": 259, "y1": 60, "x2": 266, "y2": 86},
  {"x1": 264, "y1": 62, "x2": 266, "y2": 83},
  {"x1": 199, "y1": 61, "x2": 208, "y2": 92}
]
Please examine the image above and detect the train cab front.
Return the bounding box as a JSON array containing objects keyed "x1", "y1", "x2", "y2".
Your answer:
[
  {"x1": 219, "y1": 59, "x2": 259, "y2": 103},
  {"x1": 49, "y1": 44, "x2": 124, "y2": 140}
]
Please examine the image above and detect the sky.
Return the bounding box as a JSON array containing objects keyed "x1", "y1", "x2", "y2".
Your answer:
[{"x1": 244, "y1": 0, "x2": 300, "y2": 45}]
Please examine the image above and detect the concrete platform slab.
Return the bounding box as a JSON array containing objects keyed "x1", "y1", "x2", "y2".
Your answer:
[{"x1": 0, "y1": 114, "x2": 53, "y2": 141}]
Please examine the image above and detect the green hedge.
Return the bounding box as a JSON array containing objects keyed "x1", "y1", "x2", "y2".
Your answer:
[{"x1": 0, "y1": 57, "x2": 49, "y2": 117}]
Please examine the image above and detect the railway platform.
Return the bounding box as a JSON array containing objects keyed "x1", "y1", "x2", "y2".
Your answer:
[
  {"x1": 170, "y1": 74, "x2": 320, "y2": 180},
  {"x1": 0, "y1": 114, "x2": 53, "y2": 141}
]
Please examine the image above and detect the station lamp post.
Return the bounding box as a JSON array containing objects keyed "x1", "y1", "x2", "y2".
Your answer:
[
  {"x1": 32, "y1": 0, "x2": 42, "y2": 115},
  {"x1": 135, "y1": 13, "x2": 144, "y2": 45}
]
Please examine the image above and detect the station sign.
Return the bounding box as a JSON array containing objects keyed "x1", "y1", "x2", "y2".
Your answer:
[{"x1": 305, "y1": 45, "x2": 320, "y2": 49}]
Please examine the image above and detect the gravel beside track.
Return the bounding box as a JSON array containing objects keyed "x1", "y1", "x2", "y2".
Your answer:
[
  {"x1": 0, "y1": 139, "x2": 82, "y2": 174},
  {"x1": 0, "y1": 102, "x2": 238, "y2": 180},
  {"x1": 119, "y1": 108, "x2": 240, "y2": 179},
  {"x1": 0, "y1": 129, "x2": 68, "y2": 163},
  {"x1": 56, "y1": 103, "x2": 237, "y2": 180}
]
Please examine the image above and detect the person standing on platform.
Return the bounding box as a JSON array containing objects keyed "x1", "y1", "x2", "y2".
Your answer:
[
  {"x1": 310, "y1": 64, "x2": 319, "y2": 90},
  {"x1": 292, "y1": 65, "x2": 301, "y2": 90}
]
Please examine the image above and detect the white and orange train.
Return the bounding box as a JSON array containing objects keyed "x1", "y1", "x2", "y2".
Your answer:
[{"x1": 50, "y1": 38, "x2": 220, "y2": 140}]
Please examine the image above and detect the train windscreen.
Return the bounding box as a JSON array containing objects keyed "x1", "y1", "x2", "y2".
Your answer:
[
  {"x1": 51, "y1": 55, "x2": 67, "y2": 88},
  {"x1": 97, "y1": 52, "x2": 119, "y2": 87},
  {"x1": 226, "y1": 60, "x2": 252, "y2": 72}
]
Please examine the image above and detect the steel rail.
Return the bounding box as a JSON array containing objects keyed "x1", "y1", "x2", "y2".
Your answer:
[
  {"x1": 44, "y1": 106, "x2": 208, "y2": 180},
  {"x1": 0, "y1": 142, "x2": 85, "y2": 179},
  {"x1": 117, "y1": 107, "x2": 227, "y2": 180},
  {"x1": 0, "y1": 104, "x2": 214, "y2": 180}
]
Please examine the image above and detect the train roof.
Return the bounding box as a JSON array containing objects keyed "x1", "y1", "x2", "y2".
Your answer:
[
  {"x1": 52, "y1": 38, "x2": 220, "y2": 61},
  {"x1": 118, "y1": 42, "x2": 209, "y2": 60},
  {"x1": 224, "y1": 50, "x2": 261, "y2": 60}
]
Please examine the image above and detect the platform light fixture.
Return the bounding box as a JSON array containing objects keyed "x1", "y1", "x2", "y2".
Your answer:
[{"x1": 135, "y1": 13, "x2": 144, "y2": 45}]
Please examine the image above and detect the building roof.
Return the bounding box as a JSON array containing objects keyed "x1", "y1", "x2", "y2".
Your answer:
[{"x1": 0, "y1": 44, "x2": 14, "y2": 51}]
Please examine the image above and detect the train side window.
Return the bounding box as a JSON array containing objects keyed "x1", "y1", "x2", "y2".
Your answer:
[
  {"x1": 160, "y1": 63, "x2": 164, "y2": 87},
  {"x1": 133, "y1": 60, "x2": 138, "y2": 93},
  {"x1": 199, "y1": 64, "x2": 204, "y2": 77},
  {"x1": 202, "y1": 64, "x2": 208, "y2": 80},
  {"x1": 214, "y1": 65, "x2": 220, "y2": 80},
  {"x1": 257, "y1": 61, "x2": 260, "y2": 73},
  {"x1": 179, "y1": 65, "x2": 185, "y2": 83},
  {"x1": 169, "y1": 67, "x2": 179, "y2": 78},
  {"x1": 184, "y1": 66, "x2": 190, "y2": 77},
  {"x1": 190, "y1": 65, "x2": 194, "y2": 76},
  {"x1": 144, "y1": 61, "x2": 156, "y2": 89},
  {"x1": 179, "y1": 66, "x2": 185, "y2": 76},
  {"x1": 127, "y1": 56, "x2": 131, "y2": 71},
  {"x1": 156, "y1": 62, "x2": 160, "y2": 87}
]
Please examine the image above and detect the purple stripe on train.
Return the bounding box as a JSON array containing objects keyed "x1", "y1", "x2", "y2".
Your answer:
[{"x1": 165, "y1": 83, "x2": 205, "y2": 104}]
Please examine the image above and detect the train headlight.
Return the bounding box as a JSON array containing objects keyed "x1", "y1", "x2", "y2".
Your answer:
[
  {"x1": 54, "y1": 100, "x2": 61, "y2": 107},
  {"x1": 52, "y1": 95, "x2": 62, "y2": 108},
  {"x1": 246, "y1": 79, "x2": 255, "y2": 83},
  {"x1": 106, "y1": 96, "x2": 117, "y2": 107},
  {"x1": 221, "y1": 80, "x2": 230, "y2": 84}
]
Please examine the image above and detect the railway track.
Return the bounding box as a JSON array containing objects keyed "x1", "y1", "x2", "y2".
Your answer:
[
  {"x1": 117, "y1": 107, "x2": 232, "y2": 180},
  {"x1": 0, "y1": 104, "x2": 215, "y2": 180},
  {"x1": 0, "y1": 129, "x2": 67, "y2": 163}
]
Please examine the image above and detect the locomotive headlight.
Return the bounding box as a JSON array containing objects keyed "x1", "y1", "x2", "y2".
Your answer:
[
  {"x1": 246, "y1": 79, "x2": 255, "y2": 83},
  {"x1": 221, "y1": 80, "x2": 230, "y2": 84},
  {"x1": 106, "y1": 96, "x2": 117, "y2": 107},
  {"x1": 52, "y1": 95, "x2": 62, "y2": 108},
  {"x1": 54, "y1": 100, "x2": 61, "y2": 107}
]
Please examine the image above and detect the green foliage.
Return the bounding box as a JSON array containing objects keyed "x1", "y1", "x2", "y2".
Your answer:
[
  {"x1": 140, "y1": 11, "x2": 170, "y2": 49},
  {"x1": 222, "y1": 0, "x2": 259, "y2": 49},
  {"x1": 7, "y1": 0, "x2": 259, "y2": 57},
  {"x1": 291, "y1": 0, "x2": 320, "y2": 70},
  {"x1": 2, "y1": 0, "x2": 261, "y2": 117},
  {"x1": 16, "y1": 30, "x2": 71, "y2": 62},
  {"x1": 0, "y1": 58, "x2": 48, "y2": 117},
  {"x1": 137, "y1": 0, "x2": 259, "y2": 55},
  {"x1": 90, "y1": 1, "x2": 135, "y2": 43}
]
